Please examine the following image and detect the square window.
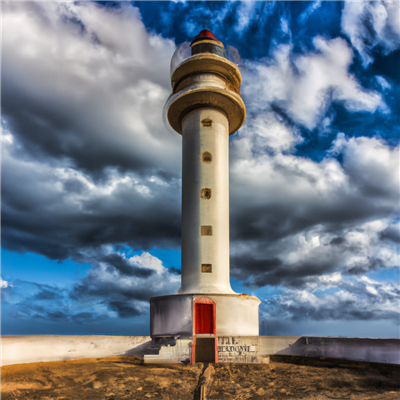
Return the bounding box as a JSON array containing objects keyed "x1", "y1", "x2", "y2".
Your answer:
[
  {"x1": 201, "y1": 264, "x2": 212, "y2": 273},
  {"x1": 201, "y1": 226, "x2": 213, "y2": 236}
]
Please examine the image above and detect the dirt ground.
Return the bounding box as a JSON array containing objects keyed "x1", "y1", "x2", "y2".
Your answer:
[{"x1": 1, "y1": 356, "x2": 399, "y2": 400}]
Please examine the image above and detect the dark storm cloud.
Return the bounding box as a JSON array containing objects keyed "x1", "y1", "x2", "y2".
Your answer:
[
  {"x1": 231, "y1": 256, "x2": 282, "y2": 282},
  {"x1": 2, "y1": 2, "x2": 398, "y2": 290},
  {"x1": 1, "y1": 2, "x2": 183, "y2": 263},
  {"x1": 346, "y1": 258, "x2": 386, "y2": 275},
  {"x1": 101, "y1": 253, "x2": 155, "y2": 278},
  {"x1": 1, "y1": 1, "x2": 180, "y2": 174},
  {"x1": 380, "y1": 224, "x2": 400, "y2": 244},
  {"x1": 267, "y1": 298, "x2": 398, "y2": 322},
  {"x1": 232, "y1": 254, "x2": 339, "y2": 289},
  {"x1": 69, "y1": 249, "x2": 180, "y2": 318},
  {"x1": 4, "y1": 252, "x2": 179, "y2": 325},
  {"x1": 1, "y1": 0, "x2": 399, "y2": 336},
  {"x1": 1, "y1": 149, "x2": 182, "y2": 260},
  {"x1": 229, "y1": 118, "x2": 399, "y2": 286},
  {"x1": 261, "y1": 274, "x2": 400, "y2": 326},
  {"x1": 330, "y1": 237, "x2": 346, "y2": 246},
  {"x1": 167, "y1": 267, "x2": 181, "y2": 275},
  {"x1": 108, "y1": 300, "x2": 143, "y2": 318}
]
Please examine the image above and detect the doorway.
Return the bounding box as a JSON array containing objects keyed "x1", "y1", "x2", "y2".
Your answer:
[{"x1": 192, "y1": 298, "x2": 217, "y2": 363}]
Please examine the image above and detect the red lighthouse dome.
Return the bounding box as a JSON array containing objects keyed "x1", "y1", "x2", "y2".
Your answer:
[{"x1": 193, "y1": 29, "x2": 218, "y2": 41}]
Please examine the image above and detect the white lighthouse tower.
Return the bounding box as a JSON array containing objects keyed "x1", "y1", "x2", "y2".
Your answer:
[{"x1": 149, "y1": 30, "x2": 261, "y2": 364}]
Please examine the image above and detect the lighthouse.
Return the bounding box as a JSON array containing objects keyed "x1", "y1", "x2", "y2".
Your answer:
[{"x1": 148, "y1": 30, "x2": 261, "y2": 364}]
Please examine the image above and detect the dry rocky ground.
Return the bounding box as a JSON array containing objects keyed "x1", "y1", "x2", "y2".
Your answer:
[{"x1": 1, "y1": 356, "x2": 399, "y2": 399}]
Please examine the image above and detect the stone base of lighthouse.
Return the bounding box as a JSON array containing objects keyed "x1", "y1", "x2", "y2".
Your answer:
[{"x1": 145, "y1": 293, "x2": 263, "y2": 364}]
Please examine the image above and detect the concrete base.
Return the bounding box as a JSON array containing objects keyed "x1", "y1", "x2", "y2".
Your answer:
[
  {"x1": 150, "y1": 293, "x2": 261, "y2": 338},
  {"x1": 143, "y1": 336, "x2": 267, "y2": 364},
  {"x1": 149, "y1": 293, "x2": 261, "y2": 363},
  {"x1": 144, "y1": 339, "x2": 192, "y2": 364}
]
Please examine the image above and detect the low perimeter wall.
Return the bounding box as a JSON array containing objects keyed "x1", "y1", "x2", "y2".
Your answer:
[
  {"x1": 1, "y1": 335, "x2": 399, "y2": 366},
  {"x1": 273, "y1": 336, "x2": 400, "y2": 365}
]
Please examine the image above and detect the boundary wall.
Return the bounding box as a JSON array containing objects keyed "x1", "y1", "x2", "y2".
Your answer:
[{"x1": 1, "y1": 335, "x2": 399, "y2": 366}]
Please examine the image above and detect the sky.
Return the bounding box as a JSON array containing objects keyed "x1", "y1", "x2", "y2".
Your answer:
[{"x1": 1, "y1": 0, "x2": 399, "y2": 338}]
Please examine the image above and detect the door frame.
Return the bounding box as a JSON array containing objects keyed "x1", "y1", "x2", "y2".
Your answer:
[{"x1": 191, "y1": 297, "x2": 218, "y2": 363}]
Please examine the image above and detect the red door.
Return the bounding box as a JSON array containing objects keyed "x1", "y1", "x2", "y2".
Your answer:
[
  {"x1": 195, "y1": 303, "x2": 214, "y2": 334},
  {"x1": 192, "y1": 299, "x2": 217, "y2": 363}
]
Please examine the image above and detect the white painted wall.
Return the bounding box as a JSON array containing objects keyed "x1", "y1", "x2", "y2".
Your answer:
[
  {"x1": 1, "y1": 335, "x2": 150, "y2": 366},
  {"x1": 208, "y1": 294, "x2": 260, "y2": 336},
  {"x1": 178, "y1": 108, "x2": 235, "y2": 295}
]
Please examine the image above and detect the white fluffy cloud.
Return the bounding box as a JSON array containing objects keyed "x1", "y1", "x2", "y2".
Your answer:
[
  {"x1": 242, "y1": 37, "x2": 387, "y2": 130},
  {"x1": 341, "y1": 0, "x2": 400, "y2": 67},
  {"x1": 1, "y1": 279, "x2": 12, "y2": 289}
]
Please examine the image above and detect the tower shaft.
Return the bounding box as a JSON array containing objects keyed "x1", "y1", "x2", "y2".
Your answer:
[{"x1": 180, "y1": 108, "x2": 233, "y2": 294}]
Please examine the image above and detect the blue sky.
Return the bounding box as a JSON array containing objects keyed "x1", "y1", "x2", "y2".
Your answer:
[{"x1": 1, "y1": 1, "x2": 399, "y2": 338}]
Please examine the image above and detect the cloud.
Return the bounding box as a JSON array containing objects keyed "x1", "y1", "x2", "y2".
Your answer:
[
  {"x1": 230, "y1": 127, "x2": 399, "y2": 287},
  {"x1": 3, "y1": 251, "x2": 180, "y2": 323},
  {"x1": 1, "y1": 146, "x2": 182, "y2": 260},
  {"x1": 341, "y1": 0, "x2": 400, "y2": 67},
  {"x1": 1, "y1": 279, "x2": 12, "y2": 289},
  {"x1": 262, "y1": 274, "x2": 399, "y2": 323},
  {"x1": 380, "y1": 222, "x2": 400, "y2": 244},
  {"x1": 2, "y1": 2, "x2": 180, "y2": 176},
  {"x1": 1, "y1": 2, "x2": 185, "y2": 262},
  {"x1": 71, "y1": 250, "x2": 180, "y2": 316},
  {"x1": 298, "y1": 1, "x2": 322, "y2": 24},
  {"x1": 329, "y1": 133, "x2": 399, "y2": 198},
  {"x1": 242, "y1": 36, "x2": 387, "y2": 130},
  {"x1": 33, "y1": 288, "x2": 64, "y2": 301},
  {"x1": 1, "y1": 2, "x2": 398, "y2": 333},
  {"x1": 235, "y1": 1, "x2": 258, "y2": 34}
]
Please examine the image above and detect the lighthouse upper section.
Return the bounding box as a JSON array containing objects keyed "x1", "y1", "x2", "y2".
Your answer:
[{"x1": 165, "y1": 31, "x2": 246, "y2": 136}]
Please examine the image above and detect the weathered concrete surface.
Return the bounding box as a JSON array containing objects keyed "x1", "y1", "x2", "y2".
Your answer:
[
  {"x1": 1, "y1": 357, "x2": 399, "y2": 399},
  {"x1": 259, "y1": 336, "x2": 301, "y2": 355},
  {"x1": 150, "y1": 294, "x2": 260, "y2": 338},
  {"x1": 0, "y1": 335, "x2": 150, "y2": 366},
  {"x1": 208, "y1": 294, "x2": 260, "y2": 336},
  {"x1": 150, "y1": 295, "x2": 193, "y2": 338},
  {"x1": 144, "y1": 339, "x2": 192, "y2": 364},
  {"x1": 3, "y1": 335, "x2": 399, "y2": 367},
  {"x1": 217, "y1": 336, "x2": 260, "y2": 363},
  {"x1": 275, "y1": 337, "x2": 400, "y2": 365}
]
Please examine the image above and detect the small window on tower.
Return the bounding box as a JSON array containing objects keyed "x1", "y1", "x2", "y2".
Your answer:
[
  {"x1": 202, "y1": 152, "x2": 212, "y2": 164},
  {"x1": 201, "y1": 226, "x2": 213, "y2": 236},
  {"x1": 201, "y1": 118, "x2": 212, "y2": 127},
  {"x1": 201, "y1": 264, "x2": 212, "y2": 273},
  {"x1": 200, "y1": 188, "x2": 212, "y2": 199}
]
